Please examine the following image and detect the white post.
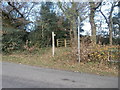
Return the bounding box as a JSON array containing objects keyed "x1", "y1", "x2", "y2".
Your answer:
[
  {"x1": 52, "y1": 32, "x2": 55, "y2": 57},
  {"x1": 78, "y1": 16, "x2": 80, "y2": 63}
]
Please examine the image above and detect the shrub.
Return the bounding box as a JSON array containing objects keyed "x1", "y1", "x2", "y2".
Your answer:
[
  {"x1": 74, "y1": 42, "x2": 119, "y2": 66},
  {"x1": 85, "y1": 44, "x2": 119, "y2": 66}
]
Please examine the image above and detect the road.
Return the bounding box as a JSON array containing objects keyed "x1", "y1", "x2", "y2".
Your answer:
[{"x1": 1, "y1": 62, "x2": 118, "y2": 88}]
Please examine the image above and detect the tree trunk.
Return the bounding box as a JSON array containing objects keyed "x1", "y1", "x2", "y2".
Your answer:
[
  {"x1": 118, "y1": 3, "x2": 120, "y2": 37},
  {"x1": 69, "y1": 21, "x2": 77, "y2": 46},
  {"x1": 89, "y1": 2, "x2": 96, "y2": 44},
  {"x1": 70, "y1": 27, "x2": 74, "y2": 46},
  {"x1": 73, "y1": 18, "x2": 77, "y2": 46},
  {"x1": 109, "y1": 18, "x2": 113, "y2": 45},
  {"x1": 71, "y1": 3, "x2": 78, "y2": 46},
  {"x1": 42, "y1": 25, "x2": 44, "y2": 38},
  {"x1": 109, "y1": 25, "x2": 113, "y2": 45}
]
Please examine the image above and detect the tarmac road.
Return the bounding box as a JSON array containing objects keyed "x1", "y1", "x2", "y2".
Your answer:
[{"x1": 1, "y1": 62, "x2": 118, "y2": 88}]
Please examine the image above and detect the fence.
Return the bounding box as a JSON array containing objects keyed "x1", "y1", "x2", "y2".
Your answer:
[
  {"x1": 95, "y1": 48, "x2": 120, "y2": 63},
  {"x1": 56, "y1": 39, "x2": 71, "y2": 47},
  {"x1": 107, "y1": 48, "x2": 120, "y2": 63}
]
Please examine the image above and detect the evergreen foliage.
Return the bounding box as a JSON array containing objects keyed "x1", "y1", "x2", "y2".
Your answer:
[{"x1": 28, "y1": 2, "x2": 70, "y2": 48}]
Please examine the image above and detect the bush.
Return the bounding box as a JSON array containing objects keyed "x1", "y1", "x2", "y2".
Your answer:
[
  {"x1": 81, "y1": 43, "x2": 119, "y2": 66},
  {"x1": 72, "y1": 41, "x2": 119, "y2": 66},
  {"x1": 2, "y1": 31, "x2": 27, "y2": 53}
]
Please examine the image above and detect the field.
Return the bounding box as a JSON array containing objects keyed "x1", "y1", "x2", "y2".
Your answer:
[{"x1": 2, "y1": 47, "x2": 118, "y2": 76}]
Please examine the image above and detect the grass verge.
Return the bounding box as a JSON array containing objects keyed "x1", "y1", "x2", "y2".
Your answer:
[{"x1": 2, "y1": 47, "x2": 118, "y2": 76}]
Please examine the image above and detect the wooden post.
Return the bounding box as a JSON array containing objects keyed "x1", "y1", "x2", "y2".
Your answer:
[
  {"x1": 64, "y1": 39, "x2": 66, "y2": 47},
  {"x1": 57, "y1": 39, "x2": 59, "y2": 47},
  {"x1": 52, "y1": 32, "x2": 55, "y2": 57},
  {"x1": 108, "y1": 51, "x2": 110, "y2": 61}
]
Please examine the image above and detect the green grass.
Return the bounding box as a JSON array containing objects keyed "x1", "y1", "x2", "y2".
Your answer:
[{"x1": 2, "y1": 47, "x2": 118, "y2": 77}]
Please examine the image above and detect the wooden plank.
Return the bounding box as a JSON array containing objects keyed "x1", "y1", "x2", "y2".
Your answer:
[
  {"x1": 57, "y1": 39, "x2": 59, "y2": 47},
  {"x1": 57, "y1": 39, "x2": 71, "y2": 47}
]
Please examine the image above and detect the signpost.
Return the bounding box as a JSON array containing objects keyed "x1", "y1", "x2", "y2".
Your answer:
[
  {"x1": 78, "y1": 16, "x2": 80, "y2": 63},
  {"x1": 52, "y1": 32, "x2": 55, "y2": 57}
]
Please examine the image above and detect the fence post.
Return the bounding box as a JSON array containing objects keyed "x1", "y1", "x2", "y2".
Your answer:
[
  {"x1": 108, "y1": 51, "x2": 110, "y2": 61},
  {"x1": 64, "y1": 39, "x2": 66, "y2": 47},
  {"x1": 57, "y1": 39, "x2": 59, "y2": 47}
]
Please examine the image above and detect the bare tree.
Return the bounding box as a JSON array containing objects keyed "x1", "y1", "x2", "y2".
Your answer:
[
  {"x1": 3, "y1": 2, "x2": 38, "y2": 30},
  {"x1": 99, "y1": 1, "x2": 119, "y2": 45},
  {"x1": 58, "y1": 2, "x2": 88, "y2": 46},
  {"x1": 89, "y1": 1, "x2": 102, "y2": 44}
]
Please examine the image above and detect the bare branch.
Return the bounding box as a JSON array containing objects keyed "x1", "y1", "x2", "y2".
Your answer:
[
  {"x1": 8, "y1": 2, "x2": 24, "y2": 18},
  {"x1": 99, "y1": 8, "x2": 109, "y2": 24},
  {"x1": 94, "y1": 2, "x2": 102, "y2": 10},
  {"x1": 25, "y1": 3, "x2": 35, "y2": 18}
]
